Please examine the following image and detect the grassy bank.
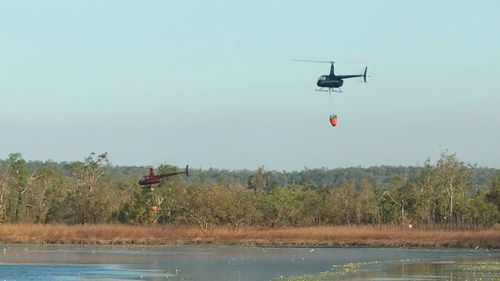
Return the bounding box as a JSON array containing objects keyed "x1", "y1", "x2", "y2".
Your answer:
[{"x1": 0, "y1": 224, "x2": 498, "y2": 248}]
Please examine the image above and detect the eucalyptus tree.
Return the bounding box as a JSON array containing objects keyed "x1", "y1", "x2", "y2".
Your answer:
[
  {"x1": 65, "y1": 152, "x2": 113, "y2": 224},
  {"x1": 117, "y1": 187, "x2": 154, "y2": 224},
  {"x1": 381, "y1": 174, "x2": 412, "y2": 225},
  {"x1": 4, "y1": 153, "x2": 39, "y2": 222},
  {"x1": 176, "y1": 182, "x2": 227, "y2": 232},
  {"x1": 486, "y1": 172, "x2": 500, "y2": 215},
  {"x1": 30, "y1": 162, "x2": 68, "y2": 223},
  {"x1": 434, "y1": 152, "x2": 472, "y2": 225},
  {"x1": 255, "y1": 186, "x2": 303, "y2": 227},
  {"x1": 219, "y1": 183, "x2": 258, "y2": 228},
  {"x1": 356, "y1": 177, "x2": 380, "y2": 224},
  {"x1": 0, "y1": 163, "x2": 10, "y2": 222},
  {"x1": 323, "y1": 180, "x2": 357, "y2": 225},
  {"x1": 247, "y1": 166, "x2": 271, "y2": 193},
  {"x1": 297, "y1": 187, "x2": 325, "y2": 226},
  {"x1": 464, "y1": 190, "x2": 499, "y2": 227}
]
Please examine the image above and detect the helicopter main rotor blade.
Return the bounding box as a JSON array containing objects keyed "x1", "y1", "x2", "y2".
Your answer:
[
  {"x1": 292, "y1": 59, "x2": 334, "y2": 64},
  {"x1": 293, "y1": 59, "x2": 365, "y2": 64}
]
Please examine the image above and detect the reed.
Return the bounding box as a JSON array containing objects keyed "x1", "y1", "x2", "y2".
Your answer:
[{"x1": 0, "y1": 224, "x2": 497, "y2": 248}]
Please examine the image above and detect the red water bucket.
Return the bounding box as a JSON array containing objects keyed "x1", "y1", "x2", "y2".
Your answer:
[{"x1": 329, "y1": 117, "x2": 338, "y2": 127}]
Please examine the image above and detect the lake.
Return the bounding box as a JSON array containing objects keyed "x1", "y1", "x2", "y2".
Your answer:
[{"x1": 0, "y1": 245, "x2": 498, "y2": 280}]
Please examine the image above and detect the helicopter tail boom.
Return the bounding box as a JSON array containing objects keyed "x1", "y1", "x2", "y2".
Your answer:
[{"x1": 158, "y1": 165, "x2": 190, "y2": 178}]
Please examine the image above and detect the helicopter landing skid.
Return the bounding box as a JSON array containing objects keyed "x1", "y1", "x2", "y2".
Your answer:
[{"x1": 315, "y1": 88, "x2": 342, "y2": 94}]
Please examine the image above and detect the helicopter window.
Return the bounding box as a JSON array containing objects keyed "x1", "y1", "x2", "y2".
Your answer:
[{"x1": 319, "y1": 76, "x2": 327, "y2": 81}]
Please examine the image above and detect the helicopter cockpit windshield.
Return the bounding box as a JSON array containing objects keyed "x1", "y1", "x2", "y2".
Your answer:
[{"x1": 318, "y1": 75, "x2": 327, "y2": 81}]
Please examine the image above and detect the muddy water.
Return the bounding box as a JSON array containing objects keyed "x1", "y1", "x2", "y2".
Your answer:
[{"x1": 0, "y1": 245, "x2": 497, "y2": 281}]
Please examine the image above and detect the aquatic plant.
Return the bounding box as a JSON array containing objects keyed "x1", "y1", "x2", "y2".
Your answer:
[
  {"x1": 453, "y1": 260, "x2": 500, "y2": 280},
  {"x1": 274, "y1": 261, "x2": 367, "y2": 281}
]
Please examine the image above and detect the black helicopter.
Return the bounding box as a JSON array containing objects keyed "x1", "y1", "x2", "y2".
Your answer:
[{"x1": 295, "y1": 60, "x2": 367, "y2": 93}]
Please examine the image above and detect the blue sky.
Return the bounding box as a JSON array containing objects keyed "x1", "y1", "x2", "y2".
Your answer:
[{"x1": 1, "y1": 1, "x2": 499, "y2": 170}]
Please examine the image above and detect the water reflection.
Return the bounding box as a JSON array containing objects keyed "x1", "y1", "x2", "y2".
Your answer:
[
  {"x1": 0, "y1": 264, "x2": 174, "y2": 281},
  {"x1": 278, "y1": 259, "x2": 500, "y2": 281},
  {"x1": 0, "y1": 245, "x2": 498, "y2": 281},
  {"x1": 359, "y1": 260, "x2": 500, "y2": 281}
]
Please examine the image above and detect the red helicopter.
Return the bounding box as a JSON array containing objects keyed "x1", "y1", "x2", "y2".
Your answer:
[{"x1": 138, "y1": 165, "x2": 189, "y2": 188}]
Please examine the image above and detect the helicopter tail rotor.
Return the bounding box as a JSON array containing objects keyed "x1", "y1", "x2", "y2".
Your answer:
[{"x1": 363, "y1": 67, "x2": 368, "y2": 83}]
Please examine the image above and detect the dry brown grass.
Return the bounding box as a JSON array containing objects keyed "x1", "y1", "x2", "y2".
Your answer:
[{"x1": 0, "y1": 224, "x2": 498, "y2": 248}]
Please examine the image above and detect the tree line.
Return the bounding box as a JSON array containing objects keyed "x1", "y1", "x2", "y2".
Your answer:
[{"x1": 0, "y1": 152, "x2": 498, "y2": 230}]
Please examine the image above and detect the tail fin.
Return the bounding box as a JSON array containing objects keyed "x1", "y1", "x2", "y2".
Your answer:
[
  {"x1": 185, "y1": 165, "x2": 189, "y2": 177},
  {"x1": 363, "y1": 67, "x2": 367, "y2": 83}
]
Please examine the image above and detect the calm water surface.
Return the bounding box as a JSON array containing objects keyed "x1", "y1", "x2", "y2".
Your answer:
[{"x1": 0, "y1": 244, "x2": 498, "y2": 281}]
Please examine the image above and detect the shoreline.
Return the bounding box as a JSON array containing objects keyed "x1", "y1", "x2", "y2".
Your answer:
[{"x1": 0, "y1": 224, "x2": 498, "y2": 249}]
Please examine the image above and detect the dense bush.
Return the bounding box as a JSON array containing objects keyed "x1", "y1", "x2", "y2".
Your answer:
[{"x1": 0, "y1": 152, "x2": 498, "y2": 230}]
